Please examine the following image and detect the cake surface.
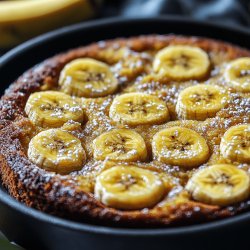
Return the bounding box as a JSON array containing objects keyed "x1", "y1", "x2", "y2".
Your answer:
[{"x1": 0, "y1": 35, "x2": 250, "y2": 227}]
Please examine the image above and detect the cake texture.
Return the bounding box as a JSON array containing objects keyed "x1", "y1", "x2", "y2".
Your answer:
[{"x1": 0, "y1": 35, "x2": 250, "y2": 227}]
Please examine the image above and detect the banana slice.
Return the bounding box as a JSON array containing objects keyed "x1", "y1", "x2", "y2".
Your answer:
[
  {"x1": 94, "y1": 165, "x2": 165, "y2": 210},
  {"x1": 176, "y1": 84, "x2": 229, "y2": 121},
  {"x1": 186, "y1": 164, "x2": 250, "y2": 206},
  {"x1": 153, "y1": 45, "x2": 210, "y2": 80},
  {"x1": 25, "y1": 91, "x2": 84, "y2": 128},
  {"x1": 220, "y1": 124, "x2": 250, "y2": 163},
  {"x1": 152, "y1": 127, "x2": 209, "y2": 168},
  {"x1": 93, "y1": 129, "x2": 147, "y2": 162},
  {"x1": 59, "y1": 58, "x2": 118, "y2": 98},
  {"x1": 225, "y1": 57, "x2": 250, "y2": 93},
  {"x1": 28, "y1": 129, "x2": 86, "y2": 174},
  {"x1": 109, "y1": 93, "x2": 170, "y2": 126}
]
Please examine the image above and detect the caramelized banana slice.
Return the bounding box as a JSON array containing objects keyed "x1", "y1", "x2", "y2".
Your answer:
[
  {"x1": 153, "y1": 45, "x2": 210, "y2": 80},
  {"x1": 95, "y1": 166, "x2": 165, "y2": 210},
  {"x1": 109, "y1": 93, "x2": 170, "y2": 126},
  {"x1": 59, "y1": 58, "x2": 118, "y2": 97},
  {"x1": 152, "y1": 127, "x2": 209, "y2": 168},
  {"x1": 225, "y1": 57, "x2": 250, "y2": 92},
  {"x1": 186, "y1": 164, "x2": 250, "y2": 206},
  {"x1": 28, "y1": 129, "x2": 86, "y2": 174},
  {"x1": 176, "y1": 84, "x2": 229, "y2": 121},
  {"x1": 220, "y1": 124, "x2": 250, "y2": 163},
  {"x1": 25, "y1": 91, "x2": 84, "y2": 128},
  {"x1": 93, "y1": 129, "x2": 147, "y2": 162}
]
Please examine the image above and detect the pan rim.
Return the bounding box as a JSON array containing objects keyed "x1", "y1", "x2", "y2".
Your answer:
[
  {"x1": 1, "y1": 15, "x2": 250, "y2": 67},
  {"x1": 1, "y1": 188, "x2": 250, "y2": 236},
  {"x1": 1, "y1": 16, "x2": 250, "y2": 236}
]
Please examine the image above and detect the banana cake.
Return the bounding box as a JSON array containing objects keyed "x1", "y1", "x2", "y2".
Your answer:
[{"x1": 0, "y1": 35, "x2": 250, "y2": 227}]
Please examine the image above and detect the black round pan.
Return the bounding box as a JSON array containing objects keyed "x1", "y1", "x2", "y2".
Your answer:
[{"x1": 0, "y1": 17, "x2": 249, "y2": 250}]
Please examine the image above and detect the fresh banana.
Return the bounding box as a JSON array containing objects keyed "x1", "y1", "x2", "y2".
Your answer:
[
  {"x1": 28, "y1": 129, "x2": 86, "y2": 174},
  {"x1": 176, "y1": 84, "x2": 229, "y2": 121},
  {"x1": 186, "y1": 164, "x2": 250, "y2": 206},
  {"x1": 152, "y1": 127, "x2": 209, "y2": 168},
  {"x1": 94, "y1": 165, "x2": 165, "y2": 210},
  {"x1": 153, "y1": 45, "x2": 210, "y2": 80},
  {"x1": 109, "y1": 93, "x2": 170, "y2": 126},
  {"x1": 92, "y1": 129, "x2": 147, "y2": 162},
  {"x1": 59, "y1": 58, "x2": 118, "y2": 98},
  {"x1": 0, "y1": 0, "x2": 97, "y2": 49},
  {"x1": 25, "y1": 91, "x2": 84, "y2": 128},
  {"x1": 220, "y1": 124, "x2": 250, "y2": 163},
  {"x1": 224, "y1": 57, "x2": 250, "y2": 93}
]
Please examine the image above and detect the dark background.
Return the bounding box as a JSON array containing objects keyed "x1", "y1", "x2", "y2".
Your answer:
[
  {"x1": 100, "y1": 0, "x2": 250, "y2": 26},
  {"x1": 1, "y1": 0, "x2": 250, "y2": 56}
]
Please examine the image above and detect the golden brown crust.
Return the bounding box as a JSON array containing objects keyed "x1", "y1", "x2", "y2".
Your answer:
[{"x1": 0, "y1": 35, "x2": 250, "y2": 227}]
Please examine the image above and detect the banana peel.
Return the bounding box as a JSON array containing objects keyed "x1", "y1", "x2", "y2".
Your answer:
[{"x1": 0, "y1": 0, "x2": 100, "y2": 49}]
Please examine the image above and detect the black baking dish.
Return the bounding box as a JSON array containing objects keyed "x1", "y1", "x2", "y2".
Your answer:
[{"x1": 0, "y1": 17, "x2": 250, "y2": 250}]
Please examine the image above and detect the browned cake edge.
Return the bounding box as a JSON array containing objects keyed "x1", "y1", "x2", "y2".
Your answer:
[{"x1": 0, "y1": 35, "x2": 250, "y2": 227}]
